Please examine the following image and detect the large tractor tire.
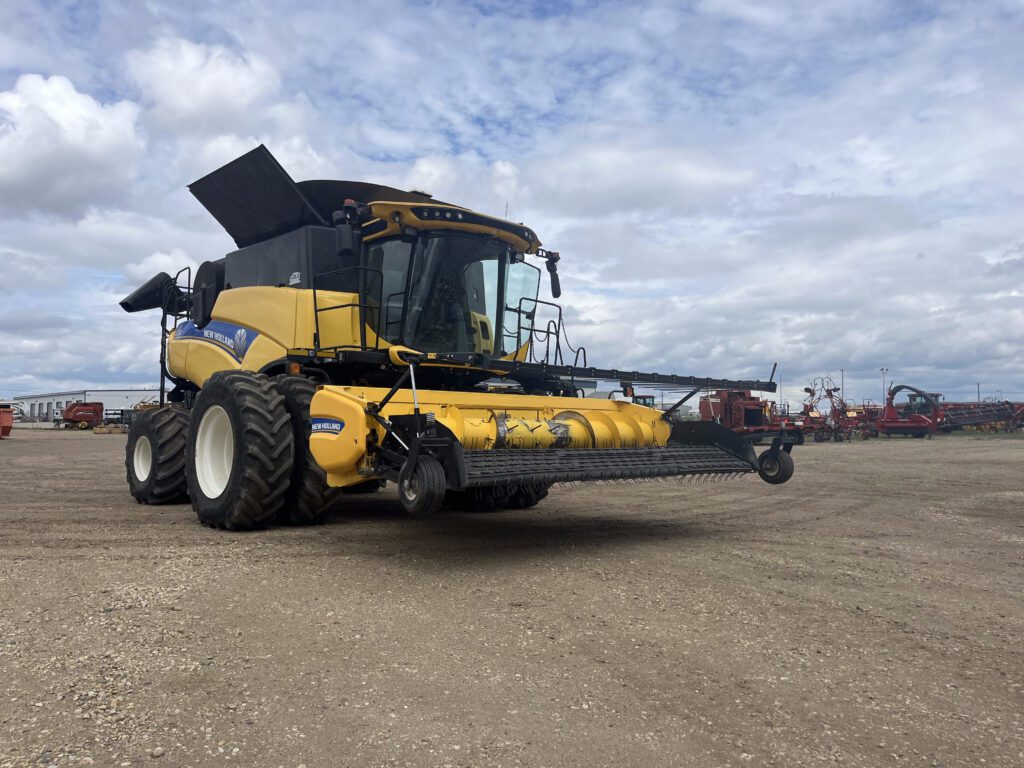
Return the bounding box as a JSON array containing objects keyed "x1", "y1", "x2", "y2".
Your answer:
[
  {"x1": 125, "y1": 406, "x2": 189, "y2": 504},
  {"x1": 185, "y1": 371, "x2": 293, "y2": 531},
  {"x1": 272, "y1": 375, "x2": 343, "y2": 525}
]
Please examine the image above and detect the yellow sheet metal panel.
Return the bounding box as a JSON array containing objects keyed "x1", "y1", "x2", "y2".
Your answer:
[
  {"x1": 240, "y1": 334, "x2": 287, "y2": 373},
  {"x1": 175, "y1": 338, "x2": 240, "y2": 385},
  {"x1": 167, "y1": 329, "x2": 189, "y2": 379},
  {"x1": 309, "y1": 386, "x2": 375, "y2": 488},
  {"x1": 308, "y1": 385, "x2": 671, "y2": 486},
  {"x1": 365, "y1": 202, "x2": 541, "y2": 253}
]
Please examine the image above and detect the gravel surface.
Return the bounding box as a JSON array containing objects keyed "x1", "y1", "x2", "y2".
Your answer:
[{"x1": 1, "y1": 429, "x2": 1022, "y2": 767}]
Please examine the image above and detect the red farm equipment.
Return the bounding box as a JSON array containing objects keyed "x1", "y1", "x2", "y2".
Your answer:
[
  {"x1": 57, "y1": 402, "x2": 106, "y2": 430},
  {"x1": 799, "y1": 376, "x2": 864, "y2": 442},
  {"x1": 0, "y1": 402, "x2": 14, "y2": 438},
  {"x1": 876, "y1": 385, "x2": 942, "y2": 438},
  {"x1": 699, "y1": 389, "x2": 806, "y2": 445},
  {"x1": 877, "y1": 385, "x2": 1023, "y2": 437}
]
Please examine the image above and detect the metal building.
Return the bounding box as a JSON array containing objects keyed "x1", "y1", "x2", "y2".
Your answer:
[{"x1": 14, "y1": 389, "x2": 160, "y2": 422}]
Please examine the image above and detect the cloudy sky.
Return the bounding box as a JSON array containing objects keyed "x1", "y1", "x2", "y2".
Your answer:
[{"x1": 1, "y1": 0, "x2": 1022, "y2": 408}]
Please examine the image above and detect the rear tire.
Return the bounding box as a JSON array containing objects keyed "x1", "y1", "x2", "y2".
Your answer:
[
  {"x1": 126, "y1": 406, "x2": 189, "y2": 505},
  {"x1": 272, "y1": 375, "x2": 343, "y2": 525},
  {"x1": 186, "y1": 371, "x2": 293, "y2": 531},
  {"x1": 398, "y1": 456, "x2": 446, "y2": 515}
]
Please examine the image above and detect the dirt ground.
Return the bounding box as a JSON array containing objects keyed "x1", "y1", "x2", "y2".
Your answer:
[{"x1": 0, "y1": 429, "x2": 1021, "y2": 768}]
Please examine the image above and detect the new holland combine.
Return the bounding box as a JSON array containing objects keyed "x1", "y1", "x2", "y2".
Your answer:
[{"x1": 119, "y1": 146, "x2": 794, "y2": 529}]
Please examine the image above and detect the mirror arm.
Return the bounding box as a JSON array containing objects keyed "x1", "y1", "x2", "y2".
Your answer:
[{"x1": 538, "y1": 249, "x2": 561, "y2": 299}]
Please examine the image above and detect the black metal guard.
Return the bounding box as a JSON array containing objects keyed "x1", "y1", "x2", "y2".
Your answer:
[
  {"x1": 505, "y1": 297, "x2": 588, "y2": 368},
  {"x1": 311, "y1": 264, "x2": 384, "y2": 354},
  {"x1": 158, "y1": 267, "x2": 193, "y2": 406}
]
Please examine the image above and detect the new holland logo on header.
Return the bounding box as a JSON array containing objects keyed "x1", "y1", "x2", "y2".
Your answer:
[{"x1": 311, "y1": 418, "x2": 345, "y2": 434}]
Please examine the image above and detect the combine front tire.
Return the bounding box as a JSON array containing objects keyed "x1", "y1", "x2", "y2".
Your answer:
[
  {"x1": 398, "y1": 456, "x2": 446, "y2": 515},
  {"x1": 273, "y1": 375, "x2": 343, "y2": 525},
  {"x1": 126, "y1": 406, "x2": 189, "y2": 504},
  {"x1": 757, "y1": 449, "x2": 794, "y2": 485},
  {"x1": 186, "y1": 371, "x2": 293, "y2": 531}
]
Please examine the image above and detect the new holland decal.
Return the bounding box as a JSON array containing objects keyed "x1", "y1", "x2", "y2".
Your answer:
[
  {"x1": 175, "y1": 320, "x2": 259, "y2": 361},
  {"x1": 311, "y1": 418, "x2": 345, "y2": 435}
]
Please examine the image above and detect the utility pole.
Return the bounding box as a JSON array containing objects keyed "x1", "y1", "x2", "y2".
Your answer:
[
  {"x1": 977, "y1": 382, "x2": 981, "y2": 403},
  {"x1": 840, "y1": 368, "x2": 844, "y2": 399},
  {"x1": 880, "y1": 367, "x2": 888, "y2": 405}
]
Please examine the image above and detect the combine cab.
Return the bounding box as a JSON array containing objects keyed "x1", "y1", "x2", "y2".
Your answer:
[{"x1": 119, "y1": 145, "x2": 794, "y2": 530}]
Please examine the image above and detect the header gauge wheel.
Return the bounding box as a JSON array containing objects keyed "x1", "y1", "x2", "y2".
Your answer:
[
  {"x1": 757, "y1": 449, "x2": 794, "y2": 485},
  {"x1": 186, "y1": 371, "x2": 294, "y2": 531},
  {"x1": 398, "y1": 455, "x2": 446, "y2": 515}
]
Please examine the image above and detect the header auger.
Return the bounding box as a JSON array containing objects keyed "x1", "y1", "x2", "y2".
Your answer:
[{"x1": 120, "y1": 145, "x2": 794, "y2": 530}]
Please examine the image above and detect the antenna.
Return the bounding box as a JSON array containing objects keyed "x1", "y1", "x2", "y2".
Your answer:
[{"x1": 504, "y1": 201, "x2": 509, "y2": 219}]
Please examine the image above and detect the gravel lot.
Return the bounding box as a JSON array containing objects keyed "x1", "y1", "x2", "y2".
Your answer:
[{"x1": 1, "y1": 429, "x2": 1022, "y2": 767}]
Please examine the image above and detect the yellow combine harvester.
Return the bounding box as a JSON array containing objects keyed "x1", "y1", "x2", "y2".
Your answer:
[{"x1": 120, "y1": 146, "x2": 793, "y2": 529}]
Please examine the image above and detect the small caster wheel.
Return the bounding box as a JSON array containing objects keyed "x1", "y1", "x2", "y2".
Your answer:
[
  {"x1": 757, "y1": 449, "x2": 794, "y2": 485},
  {"x1": 398, "y1": 455, "x2": 446, "y2": 515}
]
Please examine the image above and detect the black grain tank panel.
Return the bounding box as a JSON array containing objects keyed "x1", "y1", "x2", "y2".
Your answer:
[
  {"x1": 223, "y1": 226, "x2": 359, "y2": 293},
  {"x1": 192, "y1": 259, "x2": 226, "y2": 328},
  {"x1": 188, "y1": 145, "x2": 327, "y2": 248}
]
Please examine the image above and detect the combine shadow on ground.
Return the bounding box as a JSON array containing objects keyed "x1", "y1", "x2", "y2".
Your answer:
[{"x1": 313, "y1": 493, "x2": 725, "y2": 566}]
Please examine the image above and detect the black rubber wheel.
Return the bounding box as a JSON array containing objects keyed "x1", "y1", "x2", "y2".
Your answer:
[
  {"x1": 125, "y1": 406, "x2": 189, "y2": 504},
  {"x1": 757, "y1": 449, "x2": 794, "y2": 485},
  {"x1": 397, "y1": 455, "x2": 446, "y2": 515},
  {"x1": 272, "y1": 375, "x2": 343, "y2": 525},
  {"x1": 793, "y1": 431, "x2": 806, "y2": 446},
  {"x1": 500, "y1": 483, "x2": 551, "y2": 509},
  {"x1": 185, "y1": 371, "x2": 293, "y2": 531},
  {"x1": 813, "y1": 430, "x2": 829, "y2": 443},
  {"x1": 912, "y1": 432, "x2": 926, "y2": 439},
  {"x1": 445, "y1": 486, "x2": 515, "y2": 512}
]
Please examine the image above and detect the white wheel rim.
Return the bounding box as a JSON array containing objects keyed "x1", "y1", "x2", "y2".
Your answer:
[
  {"x1": 195, "y1": 405, "x2": 234, "y2": 499},
  {"x1": 133, "y1": 435, "x2": 152, "y2": 482}
]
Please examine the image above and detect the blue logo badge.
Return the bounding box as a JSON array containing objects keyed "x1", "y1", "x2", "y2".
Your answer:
[{"x1": 311, "y1": 418, "x2": 345, "y2": 434}]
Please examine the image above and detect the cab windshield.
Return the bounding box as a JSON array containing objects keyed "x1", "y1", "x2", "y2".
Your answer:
[{"x1": 364, "y1": 232, "x2": 541, "y2": 356}]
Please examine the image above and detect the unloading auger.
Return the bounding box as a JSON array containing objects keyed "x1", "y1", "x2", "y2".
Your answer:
[{"x1": 119, "y1": 145, "x2": 794, "y2": 529}]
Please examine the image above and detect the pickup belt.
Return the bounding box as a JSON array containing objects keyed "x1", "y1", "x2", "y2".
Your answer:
[{"x1": 461, "y1": 444, "x2": 756, "y2": 487}]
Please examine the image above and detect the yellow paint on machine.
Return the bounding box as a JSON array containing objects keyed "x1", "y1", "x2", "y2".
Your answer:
[{"x1": 309, "y1": 386, "x2": 671, "y2": 488}]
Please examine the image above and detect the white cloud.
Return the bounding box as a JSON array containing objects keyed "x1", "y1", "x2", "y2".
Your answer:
[
  {"x1": 0, "y1": 74, "x2": 143, "y2": 215},
  {"x1": 124, "y1": 248, "x2": 199, "y2": 282},
  {"x1": 126, "y1": 37, "x2": 280, "y2": 135}
]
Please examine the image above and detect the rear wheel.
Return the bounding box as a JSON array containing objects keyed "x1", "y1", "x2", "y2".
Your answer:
[
  {"x1": 125, "y1": 406, "x2": 189, "y2": 504},
  {"x1": 186, "y1": 371, "x2": 293, "y2": 531},
  {"x1": 398, "y1": 456, "x2": 446, "y2": 515},
  {"x1": 272, "y1": 375, "x2": 343, "y2": 525}
]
